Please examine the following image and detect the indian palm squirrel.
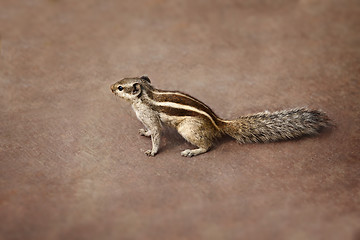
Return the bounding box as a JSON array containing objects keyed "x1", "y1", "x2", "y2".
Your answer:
[{"x1": 110, "y1": 76, "x2": 331, "y2": 157}]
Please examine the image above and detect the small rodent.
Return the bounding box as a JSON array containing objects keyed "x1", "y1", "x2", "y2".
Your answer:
[{"x1": 110, "y1": 76, "x2": 331, "y2": 157}]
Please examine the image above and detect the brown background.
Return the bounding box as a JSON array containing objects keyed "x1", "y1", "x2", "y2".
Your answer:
[{"x1": 1, "y1": 0, "x2": 360, "y2": 239}]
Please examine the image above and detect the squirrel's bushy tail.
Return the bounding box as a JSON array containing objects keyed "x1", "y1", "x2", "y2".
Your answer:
[{"x1": 220, "y1": 108, "x2": 331, "y2": 143}]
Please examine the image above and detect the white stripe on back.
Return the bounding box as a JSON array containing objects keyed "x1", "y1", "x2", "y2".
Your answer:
[
  {"x1": 148, "y1": 98, "x2": 219, "y2": 129},
  {"x1": 153, "y1": 91, "x2": 212, "y2": 111}
]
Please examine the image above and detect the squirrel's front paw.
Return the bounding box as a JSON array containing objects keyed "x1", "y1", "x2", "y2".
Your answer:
[
  {"x1": 139, "y1": 129, "x2": 151, "y2": 137},
  {"x1": 145, "y1": 150, "x2": 156, "y2": 157}
]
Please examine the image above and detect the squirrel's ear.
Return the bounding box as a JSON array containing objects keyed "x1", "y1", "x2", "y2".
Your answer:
[
  {"x1": 140, "y1": 75, "x2": 151, "y2": 83},
  {"x1": 132, "y1": 83, "x2": 142, "y2": 96}
]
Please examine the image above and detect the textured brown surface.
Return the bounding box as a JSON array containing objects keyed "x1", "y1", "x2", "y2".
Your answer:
[{"x1": 1, "y1": 0, "x2": 360, "y2": 239}]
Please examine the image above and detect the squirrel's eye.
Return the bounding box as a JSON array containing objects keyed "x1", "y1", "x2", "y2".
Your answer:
[{"x1": 118, "y1": 86, "x2": 123, "y2": 91}]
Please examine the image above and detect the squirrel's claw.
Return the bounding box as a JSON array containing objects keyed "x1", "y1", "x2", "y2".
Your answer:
[{"x1": 145, "y1": 150, "x2": 155, "y2": 157}]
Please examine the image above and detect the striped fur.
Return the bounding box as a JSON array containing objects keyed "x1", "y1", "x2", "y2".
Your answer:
[
  {"x1": 148, "y1": 92, "x2": 221, "y2": 130},
  {"x1": 111, "y1": 77, "x2": 331, "y2": 157}
]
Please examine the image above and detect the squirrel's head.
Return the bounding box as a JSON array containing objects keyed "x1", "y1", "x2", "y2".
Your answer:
[{"x1": 110, "y1": 76, "x2": 152, "y2": 102}]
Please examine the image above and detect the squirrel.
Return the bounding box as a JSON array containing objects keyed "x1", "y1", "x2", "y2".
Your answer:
[{"x1": 110, "y1": 76, "x2": 331, "y2": 157}]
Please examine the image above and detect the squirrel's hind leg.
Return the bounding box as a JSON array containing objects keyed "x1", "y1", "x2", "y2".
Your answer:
[{"x1": 177, "y1": 119, "x2": 215, "y2": 157}]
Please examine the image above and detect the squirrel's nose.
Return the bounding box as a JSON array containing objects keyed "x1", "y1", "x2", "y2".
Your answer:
[{"x1": 110, "y1": 84, "x2": 116, "y2": 92}]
